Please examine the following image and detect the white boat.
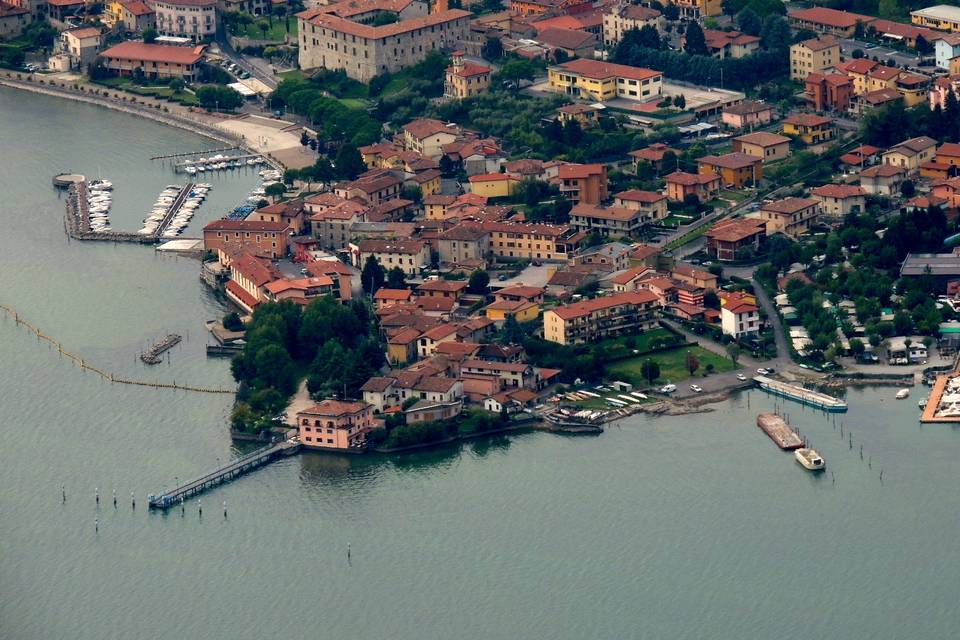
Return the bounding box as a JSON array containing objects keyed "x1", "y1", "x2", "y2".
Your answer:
[
  {"x1": 795, "y1": 448, "x2": 825, "y2": 471},
  {"x1": 89, "y1": 179, "x2": 113, "y2": 190},
  {"x1": 185, "y1": 166, "x2": 197, "y2": 175},
  {"x1": 919, "y1": 398, "x2": 928, "y2": 409},
  {"x1": 896, "y1": 389, "x2": 910, "y2": 399}
]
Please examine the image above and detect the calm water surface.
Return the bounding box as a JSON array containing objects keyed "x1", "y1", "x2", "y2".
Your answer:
[{"x1": 2, "y1": 86, "x2": 960, "y2": 639}]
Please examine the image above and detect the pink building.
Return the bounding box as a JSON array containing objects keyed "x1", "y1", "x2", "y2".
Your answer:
[
  {"x1": 721, "y1": 100, "x2": 775, "y2": 130},
  {"x1": 930, "y1": 75, "x2": 960, "y2": 110},
  {"x1": 297, "y1": 400, "x2": 375, "y2": 451}
]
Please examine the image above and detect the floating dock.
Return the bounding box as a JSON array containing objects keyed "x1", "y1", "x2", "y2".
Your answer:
[
  {"x1": 148, "y1": 438, "x2": 301, "y2": 509},
  {"x1": 140, "y1": 334, "x2": 182, "y2": 365},
  {"x1": 757, "y1": 412, "x2": 803, "y2": 450},
  {"x1": 753, "y1": 375, "x2": 848, "y2": 412}
]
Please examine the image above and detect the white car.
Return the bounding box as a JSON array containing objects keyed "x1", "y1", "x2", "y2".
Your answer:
[
  {"x1": 757, "y1": 368, "x2": 769, "y2": 375},
  {"x1": 736, "y1": 373, "x2": 747, "y2": 381},
  {"x1": 689, "y1": 384, "x2": 703, "y2": 393},
  {"x1": 660, "y1": 384, "x2": 677, "y2": 394}
]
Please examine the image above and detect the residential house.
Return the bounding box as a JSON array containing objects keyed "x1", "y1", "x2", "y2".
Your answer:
[
  {"x1": 860, "y1": 164, "x2": 906, "y2": 196},
  {"x1": 482, "y1": 221, "x2": 582, "y2": 261},
  {"x1": 629, "y1": 143, "x2": 680, "y2": 173},
  {"x1": 494, "y1": 284, "x2": 545, "y2": 304},
  {"x1": 225, "y1": 253, "x2": 281, "y2": 312},
  {"x1": 732, "y1": 132, "x2": 792, "y2": 163},
  {"x1": 203, "y1": 219, "x2": 289, "y2": 259},
  {"x1": 790, "y1": 35, "x2": 840, "y2": 81},
  {"x1": 666, "y1": 0, "x2": 722, "y2": 19},
  {"x1": 721, "y1": 100, "x2": 775, "y2": 130},
  {"x1": 373, "y1": 288, "x2": 414, "y2": 310},
  {"x1": 113, "y1": 0, "x2": 154, "y2": 33},
  {"x1": 882, "y1": 136, "x2": 938, "y2": 175},
  {"x1": 417, "y1": 279, "x2": 468, "y2": 302},
  {"x1": 611, "y1": 266, "x2": 652, "y2": 292},
  {"x1": 613, "y1": 189, "x2": 668, "y2": 222},
  {"x1": 297, "y1": 400, "x2": 374, "y2": 450},
  {"x1": 401, "y1": 118, "x2": 461, "y2": 160},
  {"x1": 99, "y1": 41, "x2": 205, "y2": 81},
  {"x1": 0, "y1": 1, "x2": 29, "y2": 37},
  {"x1": 405, "y1": 398, "x2": 463, "y2": 424},
  {"x1": 665, "y1": 171, "x2": 721, "y2": 202},
  {"x1": 849, "y1": 87, "x2": 902, "y2": 116},
  {"x1": 461, "y1": 359, "x2": 538, "y2": 390},
  {"x1": 788, "y1": 7, "x2": 875, "y2": 38},
  {"x1": 468, "y1": 173, "x2": 520, "y2": 198},
  {"x1": 698, "y1": 153, "x2": 763, "y2": 188},
  {"x1": 702, "y1": 29, "x2": 761, "y2": 59},
  {"x1": 264, "y1": 276, "x2": 339, "y2": 305},
  {"x1": 360, "y1": 376, "x2": 397, "y2": 412},
  {"x1": 705, "y1": 218, "x2": 767, "y2": 261},
  {"x1": 436, "y1": 224, "x2": 490, "y2": 265},
  {"x1": 757, "y1": 197, "x2": 821, "y2": 237},
  {"x1": 671, "y1": 263, "x2": 718, "y2": 290},
  {"x1": 782, "y1": 114, "x2": 835, "y2": 145},
  {"x1": 810, "y1": 184, "x2": 866, "y2": 219},
  {"x1": 153, "y1": 0, "x2": 216, "y2": 41},
  {"x1": 444, "y1": 51, "x2": 491, "y2": 99},
  {"x1": 569, "y1": 203, "x2": 648, "y2": 237},
  {"x1": 60, "y1": 27, "x2": 101, "y2": 70},
  {"x1": 547, "y1": 59, "x2": 663, "y2": 103},
  {"x1": 308, "y1": 198, "x2": 368, "y2": 250},
  {"x1": 334, "y1": 169, "x2": 403, "y2": 205},
  {"x1": 386, "y1": 326, "x2": 421, "y2": 364},
  {"x1": 538, "y1": 27, "x2": 597, "y2": 58},
  {"x1": 805, "y1": 72, "x2": 853, "y2": 112},
  {"x1": 542, "y1": 290, "x2": 660, "y2": 345},
  {"x1": 602, "y1": 4, "x2": 661, "y2": 46},
  {"x1": 358, "y1": 238, "x2": 430, "y2": 276},
  {"x1": 558, "y1": 163, "x2": 608, "y2": 205},
  {"x1": 557, "y1": 104, "x2": 601, "y2": 128},
  {"x1": 839, "y1": 144, "x2": 882, "y2": 171},
  {"x1": 485, "y1": 299, "x2": 540, "y2": 323},
  {"x1": 935, "y1": 34, "x2": 960, "y2": 69},
  {"x1": 721, "y1": 291, "x2": 760, "y2": 339},
  {"x1": 250, "y1": 199, "x2": 305, "y2": 235},
  {"x1": 573, "y1": 242, "x2": 634, "y2": 271},
  {"x1": 46, "y1": 0, "x2": 84, "y2": 23}
]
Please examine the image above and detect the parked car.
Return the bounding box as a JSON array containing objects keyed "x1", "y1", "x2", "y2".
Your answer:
[
  {"x1": 689, "y1": 384, "x2": 703, "y2": 393},
  {"x1": 660, "y1": 384, "x2": 677, "y2": 394},
  {"x1": 756, "y1": 368, "x2": 769, "y2": 375},
  {"x1": 736, "y1": 373, "x2": 747, "y2": 381}
]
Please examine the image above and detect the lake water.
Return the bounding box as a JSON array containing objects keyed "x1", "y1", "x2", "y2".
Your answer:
[{"x1": 2, "y1": 86, "x2": 959, "y2": 640}]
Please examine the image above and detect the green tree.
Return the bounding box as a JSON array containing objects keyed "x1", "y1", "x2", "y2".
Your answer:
[
  {"x1": 900, "y1": 180, "x2": 915, "y2": 198},
  {"x1": 468, "y1": 269, "x2": 490, "y2": 294},
  {"x1": 685, "y1": 351, "x2": 700, "y2": 376},
  {"x1": 737, "y1": 7, "x2": 762, "y2": 36},
  {"x1": 402, "y1": 185, "x2": 423, "y2": 203},
  {"x1": 482, "y1": 36, "x2": 503, "y2": 60},
  {"x1": 641, "y1": 359, "x2": 661, "y2": 385},
  {"x1": 386, "y1": 267, "x2": 407, "y2": 289},
  {"x1": 726, "y1": 343, "x2": 741, "y2": 365},
  {"x1": 362, "y1": 255, "x2": 385, "y2": 295},
  {"x1": 497, "y1": 58, "x2": 536, "y2": 90},
  {"x1": 684, "y1": 22, "x2": 708, "y2": 55},
  {"x1": 265, "y1": 182, "x2": 286, "y2": 201},
  {"x1": 760, "y1": 15, "x2": 791, "y2": 51},
  {"x1": 223, "y1": 312, "x2": 244, "y2": 331},
  {"x1": 196, "y1": 85, "x2": 244, "y2": 111},
  {"x1": 334, "y1": 143, "x2": 366, "y2": 180},
  {"x1": 850, "y1": 338, "x2": 865, "y2": 357},
  {"x1": 878, "y1": 0, "x2": 901, "y2": 20},
  {"x1": 169, "y1": 77, "x2": 185, "y2": 94},
  {"x1": 372, "y1": 11, "x2": 398, "y2": 26},
  {"x1": 256, "y1": 19, "x2": 270, "y2": 38},
  {"x1": 142, "y1": 27, "x2": 158, "y2": 43},
  {"x1": 252, "y1": 343, "x2": 296, "y2": 394}
]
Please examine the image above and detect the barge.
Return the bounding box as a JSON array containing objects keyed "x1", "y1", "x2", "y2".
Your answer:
[
  {"x1": 753, "y1": 375, "x2": 847, "y2": 412},
  {"x1": 757, "y1": 413, "x2": 803, "y2": 450}
]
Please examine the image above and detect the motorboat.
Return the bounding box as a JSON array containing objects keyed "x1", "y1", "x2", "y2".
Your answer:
[
  {"x1": 794, "y1": 448, "x2": 825, "y2": 471},
  {"x1": 896, "y1": 389, "x2": 910, "y2": 399},
  {"x1": 89, "y1": 179, "x2": 113, "y2": 190},
  {"x1": 919, "y1": 398, "x2": 928, "y2": 409},
  {"x1": 185, "y1": 166, "x2": 197, "y2": 175}
]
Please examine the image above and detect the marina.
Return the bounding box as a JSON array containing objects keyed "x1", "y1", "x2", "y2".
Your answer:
[
  {"x1": 147, "y1": 437, "x2": 301, "y2": 509},
  {"x1": 753, "y1": 375, "x2": 848, "y2": 412},
  {"x1": 140, "y1": 334, "x2": 183, "y2": 365},
  {"x1": 173, "y1": 153, "x2": 267, "y2": 174},
  {"x1": 919, "y1": 372, "x2": 960, "y2": 422},
  {"x1": 756, "y1": 413, "x2": 803, "y2": 450}
]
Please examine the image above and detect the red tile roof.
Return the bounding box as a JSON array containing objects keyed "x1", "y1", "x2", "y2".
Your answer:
[
  {"x1": 557, "y1": 162, "x2": 605, "y2": 179},
  {"x1": 788, "y1": 7, "x2": 874, "y2": 29},
  {"x1": 101, "y1": 41, "x2": 205, "y2": 65},
  {"x1": 204, "y1": 219, "x2": 288, "y2": 232},
  {"x1": 298, "y1": 7, "x2": 471, "y2": 40},
  {"x1": 761, "y1": 197, "x2": 819, "y2": 214},
  {"x1": 554, "y1": 58, "x2": 661, "y2": 82},
  {"x1": 225, "y1": 280, "x2": 259, "y2": 309},
  {"x1": 698, "y1": 153, "x2": 761, "y2": 170},
  {"x1": 784, "y1": 113, "x2": 833, "y2": 128},
  {"x1": 549, "y1": 290, "x2": 659, "y2": 320},
  {"x1": 811, "y1": 184, "x2": 866, "y2": 198},
  {"x1": 300, "y1": 399, "x2": 368, "y2": 417},
  {"x1": 734, "y1": 132, "x2": 791, "y2": 147}
]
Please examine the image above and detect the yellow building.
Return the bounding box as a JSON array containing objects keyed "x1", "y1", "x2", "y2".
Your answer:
[
  {"x1": 481, "y1": 221, "x2": 582, "y2": 261},
  {"x1": 782, "y1": 114, "x2": 834, "y2": 145},
  {"x1": 911, "y1": 5, "x2": 960, "y2": 32},
  {"x1": 548, "y1": 59, "x2": 662, "y2": 103},
  {"x1": 667, "y1": 0, "x2": 722, "y2": 19},
  {"x1": 467, "y1": 173, "x2": 520, "y2": 198},
  {"x1": 732, "y1": 132, "x2": 792, "y2": 164},
  {"x1": 485, "y1": 300, "x2": 540, "y2": 323},
  {"x1": 789, "y1": 35, "x2": 839, "y2": 81},
  {"x1": 444, "y1": 52, "x2": 491, "y2": 100}
]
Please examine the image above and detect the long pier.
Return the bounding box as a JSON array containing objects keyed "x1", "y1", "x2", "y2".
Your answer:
[
  {"x1": 65, "y1": 182, "x2": 156, "y2": 244},
  {"x1": 148, "y1": 438, "x2": 301, "y2": 509},
  {"x1": 151, "y1": 146, "x2": 241, "y2": 161},
  {"x1": 753, "y1": 375, "x2": 848, "y2": 412},
  {"x1": 173, "y1": 154, "x2": 262, "y2": 171},
  {"x1": 155, "y1": 182, "x2": 195, "y2": 238}
]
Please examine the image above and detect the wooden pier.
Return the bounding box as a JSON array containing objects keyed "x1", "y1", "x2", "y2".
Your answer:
[
  {"x1": 151, "y1": 146, "x2": 241, "y2": 161},
  {"x1": 147, "y1": 438, "x2": 301, "y2": 509},
  {"x1": 140, "y1": 334, "x2": 182, "y2": 365},
  {"x1": 173, "y1": 154, "x2": 263, "y2": 171}
]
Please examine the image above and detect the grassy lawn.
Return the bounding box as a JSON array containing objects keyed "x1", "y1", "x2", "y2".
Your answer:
[
  {"x1": 597, "y1": 328, "x2": 677, "y2": 354},
  {"x1": 719, "y1": 189, "x2": 748, "y2": 202},
  {"x1": 90, "y1": 77, "x2": 199, "y2": 105},
  {"x1": 336, "y1": 97, "x2": 368, "y2": 109},
  {"x1": 238, "y1": 19, "x2": 297, "y2": 41},
  {"x1": 279, "y1": 69, "x2": 304, "y2": 82},
  {"x1": 607, "y1": 345, "x2": 736, "y2": 387}
]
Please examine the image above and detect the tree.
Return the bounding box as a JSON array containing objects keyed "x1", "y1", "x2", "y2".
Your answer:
[
  {"x1": 361, "y1": 255, "x2": 385, "y2": 295},
  {"x1": 223, "y1": 312, "x2": 244, "y2": 331},
  {"x1": 683, "y1": 22, "x2": 708, "y2": 56},
  {"x1": 402, "y1": 185, "x2": 423, "y2": 203},
  {"x1": 385, "y1": 267, "x2": 407, "y2": 289},
  {"x1": 662, "y1": 2, "x2": 679, "y2": 20},
  {"x1": 468, "y1": 269, "x2": 490, "y2": 294},
  {"x1": 256, "y1": 19, "x2": 270, "y2": 38},
  {"x1": 878, "y1": 0, "x2": 901, "y2": 20},
  {"x1": 673, "y1": 94, "x2": 686, "y2": 109},
  {"x1": 482, "y1": 36, "x2": 503, "y2": 61},
  {"x1": 685, "y1": 351, "x2": 700, "y2": 376},
  {"x1": 900, "y1": 179, "x2": 915, "y2": 198},
  {"x1": 850, "y1": 338, "x2": 866, "y2": 357},
  {"x1": 737, "y1": 7, "x2": 762, "y2": 36},
  {"x1": 334, "y1": 144, "x2": 366, "y2": 180},
  {"x1": 169, "y1": 77, "x2": 185, "y2": 94},
  {"x1": 142, "y1": 27, "x2": 158, "y2": 43},
  {"x1": 641, "y1": 359, "x2": 661, "y2": 386},
  {"x1": 916, "y1": 34, "x2": 932, "y2": 55},
  {"x1": 726, "y1": 343, "x2": 741, "y2": 365},
  {"x1": 497, "y1": 58, "x2": 536, "y2": 90},
  {"x1": 372, "y1": 11, "x2": 398, "y2": 26},
  {"x1": 499, "y1": 315, "x2": 526, "y2": 345},
  {"x1": 196, "y1": 85, "x2": 244, "y2": 111},
  {"x1": 264, "y1": 182, "x2": 286, "y2": 201},
  {"x1": 852, "y1": 48, "x2": 865, "y2": 59},
  {"x1": 760, "y1": 15, "x2": 791, "y2": 51}
]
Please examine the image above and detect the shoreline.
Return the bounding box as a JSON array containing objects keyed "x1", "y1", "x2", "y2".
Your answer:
[{"x1": 0, "y1": 72, "x2": 247, "y2": 152}]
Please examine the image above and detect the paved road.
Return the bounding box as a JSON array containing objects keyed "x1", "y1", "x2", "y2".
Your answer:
[{"x1": 212, "y1": 38, "x2": 279, "y2": 90}]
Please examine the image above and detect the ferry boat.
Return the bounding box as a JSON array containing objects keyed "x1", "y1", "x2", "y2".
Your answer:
[
  {"x1": 896, "y1": 388, "x2": 910, "y2": 399},
  {"x1": 794, "y1": 448, "x2": 825, "y2": 471},
  {"x1": 754, "y1": 375, "x2": 847, "y2": 412},
  {"x1": 756, "y1": 413, "x2": 803, "y2": 450}
]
